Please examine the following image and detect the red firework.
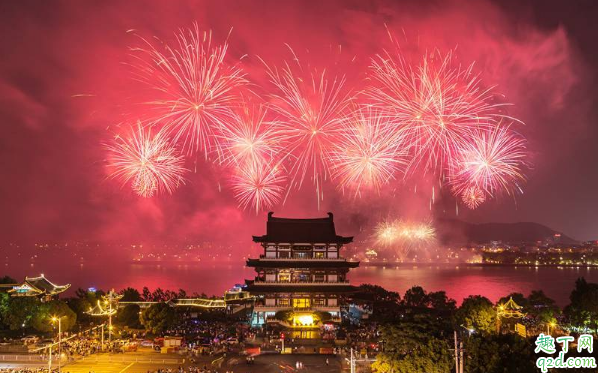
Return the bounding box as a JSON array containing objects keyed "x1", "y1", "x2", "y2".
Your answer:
[
  {"x1": 230, "y1": 161, "x2": 286, "y2": 214},
  {"x1": 131, "y1": 24, "x2": 248, "y2": 157},
  {"x1": 461, "y1": 186, "x2": 486, "y2": 209},
  {"x1": 106, "y1": 123, "x2": 187, "y2": 198},
  {"x1": 367, "y1": 50, "x2": 516, "y2": 175},
  {"x1": 263, "y1": 52, "x2": 353, "y2": 204},
  {"x1": 451, "y1": 125, "x2": 527, "y2": 197}
]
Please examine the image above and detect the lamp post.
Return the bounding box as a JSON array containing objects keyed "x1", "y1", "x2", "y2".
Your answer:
[{"x1": 51, "y1": 316, "x2": 63, "y2": 373}]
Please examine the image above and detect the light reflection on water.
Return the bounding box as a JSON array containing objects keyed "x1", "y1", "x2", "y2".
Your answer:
[{"x1": 5, "y1": 261, "x2": 596, "y2": 306}]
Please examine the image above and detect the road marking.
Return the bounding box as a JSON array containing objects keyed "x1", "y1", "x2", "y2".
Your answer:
[{"x1": 119, "y1": 362, "x2": 135, "y2": 373}]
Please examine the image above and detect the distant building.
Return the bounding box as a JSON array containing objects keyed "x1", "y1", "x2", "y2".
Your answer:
[
  {"x1": 3, "y1": 274, "x2": 70, "y2": 301},
  {"x1": 245, "y1": 212, "x2": 359, "y2": 334}
]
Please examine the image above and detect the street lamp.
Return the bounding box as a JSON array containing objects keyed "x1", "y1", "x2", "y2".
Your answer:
[
  {"x1": 51, "y1": 316, "x2": 64, "y2": 373},
  {"x1": 547, "y1": 321, "x2": 557, "y2": 335}
]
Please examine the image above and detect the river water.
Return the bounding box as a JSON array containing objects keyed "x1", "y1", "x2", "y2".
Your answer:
[{"x1": 5, "y1": 260, "x2": 597, "y2": 306}]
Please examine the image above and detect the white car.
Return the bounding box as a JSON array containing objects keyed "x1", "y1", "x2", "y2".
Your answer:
[{"x1": 21, "y1": 336, "x2": 39, "y2": 345}]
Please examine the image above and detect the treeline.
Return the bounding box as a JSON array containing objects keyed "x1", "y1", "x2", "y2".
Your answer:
[{"x1": 360, "y1": 277, "x2": 598, "y2": 373}]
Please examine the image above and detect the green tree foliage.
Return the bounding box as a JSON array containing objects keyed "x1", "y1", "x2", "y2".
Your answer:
[
  {"x1": 564, "y1": 277, "x2": 598, "y2": 331},
  {"x1": 428, "y1": 291, "x2": 457, "y2": 312},
  {"x1": 0, "y1": 276, "x2": 16, "y2": 284},
  {"x1": 140, "y1": 302, "x2": 175, "y2": 335},
  {"x1": 372, "y1": 315, "x2": 453, "y2": 373},
  {"x1": 120, "y1": 287, "x2": 141, "y2": 302},
  {"x1": 464, "y1": 333, "x2": 536, "y2": 373},
  {"x1": 353, "y1": 284, "x2": 400, "y2": 322},
  {"x1": 31, "y1": 300, "x2": 77, "y2": 332},
  {"x1": 455, "y1": 295, "x2": 496, "y2": 335},
  {"x1": 403, "y1": 286, "x2": 428, "y2": 308},
  {"x1": 117, "y1": 304, "x2": 142, "y2": 329},
  {"x1": 2, "y1": 297, "x2": 39, "y2": 330}
]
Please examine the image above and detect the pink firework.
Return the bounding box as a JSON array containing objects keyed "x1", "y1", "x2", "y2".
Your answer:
[
  {"x1": 451, "y1": 125, "x2": 527, "y2": 197},
  {"x1": 263, "y1": 55, "x2": 353, "y2": 204},
  {"x1": 367, "y1": 50, "x2": 515, "y2": 175},
  {"x1": 132, "y1": 24, "x2": 248, "y2": 157},
  {"x1": 217, "y1": 103, "x2": 282, "y2": 168},
  {"x1": 106, "y1": 123, "x2": 187, "y2": 197},
  {"x1": 461, "y1": 186, "x2": 486, "y2": 209},
  {"x1": 230, "y1": 161, "x2": 286, "y2": 214},
  {"x1": 331, "y1": 107, "x2": 407, "y2": 195}
]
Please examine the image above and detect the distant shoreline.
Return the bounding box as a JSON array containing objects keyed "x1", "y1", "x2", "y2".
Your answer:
[{"x1": 125, "y1": 260, "x2": 598, "y2": 268}]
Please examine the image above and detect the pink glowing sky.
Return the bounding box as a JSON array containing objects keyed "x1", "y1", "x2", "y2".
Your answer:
[{"x1": 0, "y1": 0, "x2": 597, "y2": 244}]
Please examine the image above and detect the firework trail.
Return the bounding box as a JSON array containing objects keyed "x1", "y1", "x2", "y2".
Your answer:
[
  {"x1": 230, "y1": 161, "x2": 286, "y2": 214},
  {"x1": 106, "y1": 123, "x2": 187, "y2": 197},
  {"x1": 217, "y1": 102, "x2": 282, "y2": 168},
  {"x1": 450, "y1": 125, "x2": 527, "y2": 197},
  {"x1": 331, "y1": 107, "x2": 407, "y2": 196},
  {"x1": 367, "y1": 50, "x2": 516, "y2": 176},
  {"x1": 131, "y1": 24, "x2": 248, "y2": 157},
  {"x1": 461, "y1": 185, "x2": 486, "y2": 209},
  {"x1": 263, "y1": 53, "x2": 353, "y2": 206}
]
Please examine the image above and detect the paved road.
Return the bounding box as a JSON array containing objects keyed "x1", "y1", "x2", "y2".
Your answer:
[
  {"x1": 221, "y1": 354, "x2": 344, "y2": 373},
  {"x1": 0, "y1": 352, "x2": 346, "y2": 373}
]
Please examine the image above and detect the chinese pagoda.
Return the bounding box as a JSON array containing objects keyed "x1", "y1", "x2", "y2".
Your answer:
[
  {"x1": 246, "y1": 212, "x2": 359, "y2": 329},
  {"x1": 5, "y1": 274, "x2": 70, "y2": 301}
]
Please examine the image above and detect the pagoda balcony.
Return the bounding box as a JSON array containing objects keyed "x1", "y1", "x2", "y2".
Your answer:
[
  {"x1": 247, "y1": 257, "x2": 360, "y2": 268},
  {"x1": 251, "y1": 280, "x2": 350, "y2": 285},
  {"x1": 257, "y1": 255, "x2": 347, "y2": 260},
  {"x1": 254, "y1": 305, "x2": 341, "y2": 313}
]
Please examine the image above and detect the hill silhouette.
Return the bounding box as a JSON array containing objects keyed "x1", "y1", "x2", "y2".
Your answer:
[{"x1": 435, "y1": 219, "x2": 577, "y2": 245}]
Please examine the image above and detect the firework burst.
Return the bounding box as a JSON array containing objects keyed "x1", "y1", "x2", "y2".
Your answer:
[
  {"x1": 374, "y1": 219, "x2": 436, "y2": 260},
  {"x1": 230, "y1": 161, "x2": 286, "y2": 214},
  {"x1": 367, "y1": 50, "x2": 515, "y2": 175},
  {"x1": 331, "y1": 107, "x2": 407, "y2": 195},
  {"x1": 263, "y1": 55, "x2": 353, "y2": 204},
  {"x1": 451, "y1": 125, "x2": 527, "y2": 197},
  {"x1": 461, "y1": 185, "x2": 486, "y2": 209},
  {"x1": 217, "y1": 103, "x2": 282, "y2": 168},
  {"x1": 132, "y1": 24, "x2": 248, "y2": 157},
  {"x1": 106, "y1": 123, "x2": 187, "y2": 197}
]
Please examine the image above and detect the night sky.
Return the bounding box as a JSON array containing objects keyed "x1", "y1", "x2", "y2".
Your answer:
[{"x1": 0, "y1": 0, "x2": 597, "y2": 244}]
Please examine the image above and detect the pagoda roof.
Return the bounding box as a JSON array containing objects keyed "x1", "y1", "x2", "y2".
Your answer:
[
  {"x1": 253, "y1": 212, "x2": 353, "y2": 244},
  {"x1": 7, "y1": 274, "x2": 70, "y2": 297},
  {"x1": 245, "y1": 283, "x2": 357, "y2": 293},
  {"x1": 247, "y1": 258, "x2": 360, "y2": 268}
]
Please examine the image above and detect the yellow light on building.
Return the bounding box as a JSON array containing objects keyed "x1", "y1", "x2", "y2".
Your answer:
[{"x1": 294, "y1": 314, "x2": 314, "y2": 326}]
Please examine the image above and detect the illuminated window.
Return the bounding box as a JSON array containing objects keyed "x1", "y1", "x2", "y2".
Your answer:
[{"x1": 293, "y1": 298, "x2": 311, "y2": 309}]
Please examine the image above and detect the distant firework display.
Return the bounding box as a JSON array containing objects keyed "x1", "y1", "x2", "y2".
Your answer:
[{"x1": 106, "y1": 24, "x2": 529, "y2": 214}]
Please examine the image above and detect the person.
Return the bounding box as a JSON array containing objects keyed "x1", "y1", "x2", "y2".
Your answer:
[{"x1": 326, "y1": 358, "x2": 329, "y2": 366}]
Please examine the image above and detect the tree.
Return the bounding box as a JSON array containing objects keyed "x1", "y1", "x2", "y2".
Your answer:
[
  {"x1": 428, "y1": 291, "x2": 457, "y2": 312},
  {"x1": 140, "y1": 303, "x2": 175, "y2": 334},
  {"x1": 455, "y1": 295, "x2": 496, "y2": 335},
  {"x1": 403, "y1": 286, "x2": 429, "y2": 308},
  {"x1": 3, "y1": 297, "x2": 39, "y2": 330},
  {"x1": 353, "y1": 284, "x2": 401, "y2": 322},
  {"x1": 372, "y1": 315, "x2": 453, "y2": 373},
  {"x1": 464, "y1": 333, "x2": 536, "y2": 373},
  {"x1": 120, "y1": 287, "x2": 141, "y2": 302},
  {"x1": 564, "y1": 277, "x2": 598, "y2": 331},
  {"x1": 117, "y1": 304, "x2": 142, "y2": 329},
  {"x1": 31, "y1": 300, "x2": 77, "y2": 332},
  {"x1": 0, "y1": 276, "x2": 16, "y2": 284}
]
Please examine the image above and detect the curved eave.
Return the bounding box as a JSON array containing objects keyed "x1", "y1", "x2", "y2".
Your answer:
[
  {"x1": 246, "y1": 259, "x2": 360, "y2": 268},
  {"x1": 252, "y1": 236, "x2": 353, "y2": 244},
  {"x1": 245, "y1": 284, "x2": 358, "y2": 293}
]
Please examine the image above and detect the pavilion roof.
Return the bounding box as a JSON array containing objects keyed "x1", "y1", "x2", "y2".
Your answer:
[
  {"x1": 7, "y1": 274, "x2": 70, "y2": 297},
  {"x1": 252, "y1": 212, "x2": 353, "y2": 244}
]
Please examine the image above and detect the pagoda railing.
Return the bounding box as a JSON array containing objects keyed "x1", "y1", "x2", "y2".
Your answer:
[
  {"x1": 251, "y1": 280, "x2": 350, "y2": 285},
  {"x1": 257, "y1": 256, "x2": 348, "y2": 260},
  {"x1": 254, "y1": 305, "x2": 340, "y2": 312}
]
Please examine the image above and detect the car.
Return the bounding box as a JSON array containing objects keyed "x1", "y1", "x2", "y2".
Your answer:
[
  {"x1": 225, "y1": 337, "x2": 239, "y2": 345},
  {"x1": 21, "y1": 336, "x2": 39, "y2": 344}
]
